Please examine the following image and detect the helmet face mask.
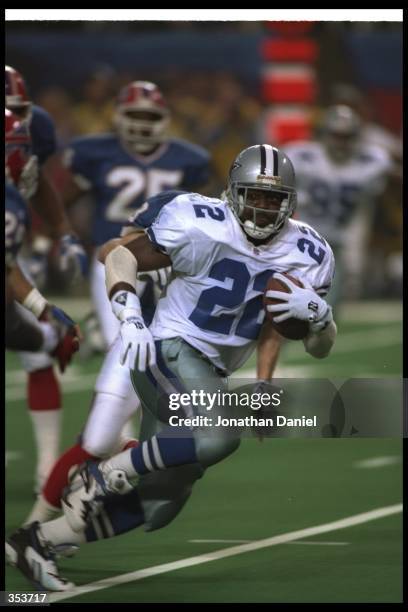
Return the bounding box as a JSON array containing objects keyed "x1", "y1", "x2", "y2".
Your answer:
[
  {"x1": 225, "y1": 145, "x2": 297, "y2": 241},
  {"x1": 114, "y1": 81, "x2": 170, "y2": 153}
]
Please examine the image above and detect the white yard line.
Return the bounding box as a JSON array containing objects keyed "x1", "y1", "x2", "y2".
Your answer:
[
  {"x1": 189, "y1": 539, "x2": 252, "y2": 544},
  {"x1": 353, "y1": 456, "x2": 401, "y2": 469},
  {"x1": 49, "y1": 503, "x2": 402, "y2": 603},
  {"x1": 190, "y1": 539, "x2": 349, "y2": 546}
]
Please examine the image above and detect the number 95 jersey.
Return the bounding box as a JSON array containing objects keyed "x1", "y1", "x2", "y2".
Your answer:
[
  {"x1": 63, "y1": 134, "x2": 210, "y2": 246},
  {"x1": 134, "y1": 191, "x2": 335, "y2": 375}
]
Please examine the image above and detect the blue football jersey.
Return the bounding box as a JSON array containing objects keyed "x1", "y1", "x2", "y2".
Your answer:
[
  {"x1": 5, "y1": 182, "x2": 30, "y2": 268},
  {"x1": 63, "y1": 134, "x2": 211, "y2": 245},
  {"x1": 30, "y1": 105, "x2": 57, "y2": 166}
]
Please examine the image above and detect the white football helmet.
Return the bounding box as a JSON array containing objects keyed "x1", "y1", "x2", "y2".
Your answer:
[
  {"x1": 114, "y1": 81, "x2": 170, "y2": 153},
  {"x1": 224, "y1": 144, "x2": 297, "y2": 241}
]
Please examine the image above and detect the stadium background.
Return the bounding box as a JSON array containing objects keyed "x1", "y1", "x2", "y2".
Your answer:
[{"x1": 5, "y1": 17, "x2": 403, "y2": 603}]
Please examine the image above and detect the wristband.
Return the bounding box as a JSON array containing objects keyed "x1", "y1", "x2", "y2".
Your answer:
[
  {"x1": 111, "y1": 290, "x2": 142, "y2": 322},
  {"x1": 22, "y1": 287, "x2": 48, "y2": 319}
]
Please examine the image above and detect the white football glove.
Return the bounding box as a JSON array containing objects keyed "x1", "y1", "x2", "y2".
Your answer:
[
  {"x1": 111, "y1": 290, "x2": 156, "y2": 371},
  {"x1": 266, "y1": 273, "x2": 333, "y2": 333},
  {"x1": 119, "y1": 316, "x2": 156, "y2": 371}
]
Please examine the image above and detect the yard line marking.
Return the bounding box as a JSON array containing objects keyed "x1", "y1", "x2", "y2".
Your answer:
[
  {"x1": 49, "y1": 503, "x2": 402, "y2": 603},
  {"x1": 353, "y1": 456, "x2": 401, "y2": 469},
  {"x1": 288, "y1": 540, "x2": 349, "y2": 546},
  {"x1": 189, "y1": 539, "x2": 252, "y2": 544},
  {"x1": 190, "y1": 539, "x2": 349, "y2": 546}
]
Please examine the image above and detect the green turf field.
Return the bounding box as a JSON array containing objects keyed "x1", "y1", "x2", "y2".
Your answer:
[{"x1": 5, "y1": 300, "x2": 403, "y2": 603}]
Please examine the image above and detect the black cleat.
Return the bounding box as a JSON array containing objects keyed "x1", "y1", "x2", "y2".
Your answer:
[{"x1": 5, "y1": 522, "x2": 75, "y2": 592}]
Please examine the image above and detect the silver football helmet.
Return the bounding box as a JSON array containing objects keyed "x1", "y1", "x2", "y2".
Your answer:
[
  {"x1": 321, "y1": 105, "x2": 361, "y2": 163},
  {"x1": 224, "y1": 144, "x2": 297, "y2": 240}
]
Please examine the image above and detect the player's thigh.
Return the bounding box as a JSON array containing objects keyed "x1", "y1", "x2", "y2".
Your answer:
[
  {"x1": 132, "y1": 337, "x2": 240, "y2": 466},
  {"x1": 82, "y1": 337, "x2": 140, "y2": 456},
  {"x1": 94, "y1": 334, "x2": 135, "y2": 398}
]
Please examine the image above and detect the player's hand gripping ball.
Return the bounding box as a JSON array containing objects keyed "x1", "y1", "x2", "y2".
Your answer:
[{"x1": 263, "y1": 273, "x2": 310, "y2": 340}]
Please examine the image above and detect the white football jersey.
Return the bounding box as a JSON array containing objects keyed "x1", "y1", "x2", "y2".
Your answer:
[
  {"x1": 146, "y1": 193, "x2": 334, "y2": 375},
  {"x1": 284, "y1": 140, "x2": 391, "y2": 246}
]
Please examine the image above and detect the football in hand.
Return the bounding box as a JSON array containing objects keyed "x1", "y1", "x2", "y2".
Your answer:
[{"x1": 263, "y1": 273, "x2": 310, "y2": 340}]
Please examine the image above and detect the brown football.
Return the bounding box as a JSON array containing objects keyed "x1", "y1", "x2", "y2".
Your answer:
[{"x1": 263, "y1": 273, "x2": 310, "y2": 340}]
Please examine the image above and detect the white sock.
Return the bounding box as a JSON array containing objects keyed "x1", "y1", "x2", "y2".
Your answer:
[
  {"x1": 101, "y1": 448, "x2": 137, "y2": 477},
  {"x1": 40, "y1": 516, "x2": 87, "y2": 547},
  {"x1": 24, "y1": 494, "x2": 60, "y2": 526},
  {"x1": 29, "y1": 409, "x2": 62, "y2": 489}
]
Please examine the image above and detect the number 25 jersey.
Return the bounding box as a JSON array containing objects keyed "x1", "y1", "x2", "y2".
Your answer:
[{"x1": 63, "y1": 134, "x2": 210, "y2": 246}]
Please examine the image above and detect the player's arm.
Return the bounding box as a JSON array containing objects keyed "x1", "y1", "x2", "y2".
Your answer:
[
  {"x1": 60, "y1": 169, "x2": 86, "y2": 209},
  {"x1": 98, "y1": 234, "x2": 171, "y2": 371},
  {"x1": 4, "y1": 268, "x2": 59, "y2": 353},
  {"x1": 7, "y1": 262, "x2": 82, "y2": 370},
  {"x1": 29, "y1": 163, "x2": 88, "y2": 282},
  {"x1": 256, "y1": 320, "x2": 283, "y2": 380},
  {"x1": 99, "y1": 232, "x2": 171, "y2": 297},
  {"x1": 303, "y1": 320, "x2": 337, "y2": 359},
  {"x1": 31, "y1": 169, "x2": 71, "y2": 238}
]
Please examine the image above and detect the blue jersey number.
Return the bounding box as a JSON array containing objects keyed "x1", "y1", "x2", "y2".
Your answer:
[
  {"x1": 189, "y1": 259, "x2": 272, "y2": 339},
  {"x1": 308, "y1": 180, "x2": 360, "y2": 226},
  {"x1": 297, "y1": 238, "x2": 325, "y2": 265},
  {"x1": 193, "y1": 204, "x2": 225, "y2": 221},
  {"x1": 297, "y1": 225, "x2": 327, "y2": 264}
]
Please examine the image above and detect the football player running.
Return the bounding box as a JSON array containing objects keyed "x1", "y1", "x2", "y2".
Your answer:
[
  {"x1": 23, "y1": 81, "x2": 211, "y2": 523},
  {"x1": 284, "y1": 104, "x2": 392, "y2": 312},
  {"x1": 7, "y1": 145, "x2": 336, "y2": 592}
]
